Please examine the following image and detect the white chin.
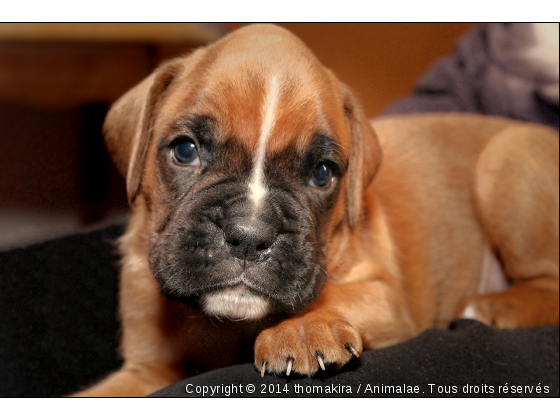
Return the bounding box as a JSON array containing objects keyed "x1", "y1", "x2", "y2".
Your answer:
[{"x1": 201, "y1": 285, "x2": 271, "y2": 320}]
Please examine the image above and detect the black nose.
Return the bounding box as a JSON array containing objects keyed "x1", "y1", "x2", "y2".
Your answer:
[{"x1": 224, "y1": 218, "x2": 277, "y2": 260}]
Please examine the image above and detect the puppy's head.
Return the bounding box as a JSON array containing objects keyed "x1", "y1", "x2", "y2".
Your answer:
[{"x1": 104, "y1": 24, "x2": 381, "y2": 320}]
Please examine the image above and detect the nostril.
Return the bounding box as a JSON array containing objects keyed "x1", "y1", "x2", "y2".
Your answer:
[
  {"x1": 256, "y1": 242, "x2": 269, "y2": 252},
  {"x1": 256, "y1": 227, "x2": 275, "y2": 251}
]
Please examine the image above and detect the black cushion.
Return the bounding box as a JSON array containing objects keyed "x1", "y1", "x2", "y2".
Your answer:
[
  {"x1": 150, "y1": 319, "x2": 559, "y2": 398},
  {"x1": 0, "y1": 225, "x2": 123, "y2": 397}
]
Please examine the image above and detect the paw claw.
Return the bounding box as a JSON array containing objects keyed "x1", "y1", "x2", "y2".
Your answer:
[
  {"x1": 346, "y1": 343, "x2": 360, "y2": 358},
  {"x1": 317, "y1": 354, "x2": 326, "y2": 371},
  {"x1": 286, "y1": 358, "x2": 293, "y2": 376},
  {"x1": 260, "y1": 361, "x2": 267, "y2": 377}
]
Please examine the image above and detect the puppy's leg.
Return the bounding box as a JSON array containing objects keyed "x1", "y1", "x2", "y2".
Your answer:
[
  {"x1": 71, "y1": 223, "x2": 188, "y2": 396},
  {"x1": 460, "y1": 125, "x2": 559, "y2": 328},
  {"x1": 71, "y1": 364, "x2": 180, "y2": 397},
  {"x1": 255, "y1": 277, "x2": 417, "y2": 376}
]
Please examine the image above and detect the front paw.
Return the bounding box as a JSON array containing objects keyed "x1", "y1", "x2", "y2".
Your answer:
[{"x1": 254, "y1": 312, "x2": 362, "y2": 376}]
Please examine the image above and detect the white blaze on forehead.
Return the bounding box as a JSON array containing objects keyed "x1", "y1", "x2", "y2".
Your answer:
[{"x1": 248, "y1": 74, "x2": 281, "y2": 210}]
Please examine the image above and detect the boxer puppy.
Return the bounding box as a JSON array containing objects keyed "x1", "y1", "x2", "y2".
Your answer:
[{"x1": 74, "y1": 24, "x2": 559, "y2": 396}]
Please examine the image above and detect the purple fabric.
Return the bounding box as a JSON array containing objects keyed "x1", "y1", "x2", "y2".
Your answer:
[{"x1": 384, "y1": 23, "x2": 559, "y2": 129}]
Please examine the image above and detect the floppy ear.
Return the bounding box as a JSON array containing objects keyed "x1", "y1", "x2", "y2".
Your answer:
[
  {"x1": 103, "y1": 57, "x2": 185, "y2": 204},
  {"x1": 342, "y1": 87, "x2": 382, "y2": 228}
]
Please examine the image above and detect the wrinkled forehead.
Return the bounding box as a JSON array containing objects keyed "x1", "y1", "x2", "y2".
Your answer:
[
  {"x1": 158, "y1": 37, "x2": 349, "y2": 157},
  {"x1": 203, "y1": 72, "x2": 337, "y2": 153}
]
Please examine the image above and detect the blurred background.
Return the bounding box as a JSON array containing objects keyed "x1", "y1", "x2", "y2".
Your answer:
[{"x1": 0, "y1": 23, "x2": 475, "y2": 250}]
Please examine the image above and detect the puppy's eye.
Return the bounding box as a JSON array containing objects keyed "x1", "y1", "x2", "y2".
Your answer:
[
  {"x1": 173, "y1": 140, "x2": 200, "y2": 166},
  {"x1": 309, "y1": 162, "x2": 334, "y2": 188}
]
